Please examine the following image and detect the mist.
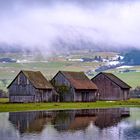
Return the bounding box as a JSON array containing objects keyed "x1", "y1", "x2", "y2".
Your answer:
[{"x1": 0, "y1": 0, "x2": 140, "y2": 55}]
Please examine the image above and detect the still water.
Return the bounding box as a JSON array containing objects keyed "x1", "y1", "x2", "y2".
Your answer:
[{"x1": 0, "y1": 108, "x2": 140, "y2": 140}]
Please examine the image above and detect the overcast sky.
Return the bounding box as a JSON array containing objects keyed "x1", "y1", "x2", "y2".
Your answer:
[{"x1": 0, "y1": 0, "x2": 140, "y2": 53}]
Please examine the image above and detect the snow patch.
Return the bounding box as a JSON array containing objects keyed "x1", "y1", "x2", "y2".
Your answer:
[
  {"x1": 117, "y1": 65, "x2": 134, "y2": 69},
  {"x1": 67, "y1": 58, "x2": 84, "y2": 62},
  {"x1": 16, "y1": 59, "x2": 48, "y2": 63},
  {"x1": 107, "y1": 61, "x2": 120, "y2": 65}
]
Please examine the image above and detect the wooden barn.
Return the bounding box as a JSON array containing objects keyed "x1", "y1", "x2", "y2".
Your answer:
[
  {"x1": 51, "y1": 71, "x2": 98, "y2": 102},
  {"x1": 91, "y1": 72, "x2": 131, "y2": 101},
  {"x1": 8, "y1": 70, "x2": 54, "y2": 103}
]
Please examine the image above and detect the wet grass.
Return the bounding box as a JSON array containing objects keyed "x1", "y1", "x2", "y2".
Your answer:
[{"x1": 0, "y1": 98, "x2": 140, "y2": 112}]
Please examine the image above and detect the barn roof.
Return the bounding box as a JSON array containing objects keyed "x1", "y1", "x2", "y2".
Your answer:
[
  {"x1": 92, "y1": 72, "x2": 131, "y2": 89},
  {"x1": 59, "y1": 71, "x2": 98, "y2": 90},
  {"x1": 8, "y1": 70, "x2": 53, "y2": 89}
]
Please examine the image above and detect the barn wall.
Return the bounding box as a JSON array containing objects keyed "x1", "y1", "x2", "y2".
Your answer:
[
  {"x1": 122, "y1": 89, "x2": 130, "y2": 100},
  {"x1": 9, "y1": 72, "x2": 36, "y2": 103},
  {"x1": 75, "y1": 90, "x2": 96, "y2": 102},
  {"x1": 51, "y1": 72, "x2": 75, "y2": 102},
  {"x1": 51, "y1": 72, "x2": 97, "y2": 102},
  {"x1": 9, "y1": 96, "x2": 35, "y2": 103},
  {"x1": 92, "y1": 74, "x2": 129, "y2": 100},
  {"x1": 35, "y1": 89, "x2": 53, "y2": 102},
  {"x1": 9, "y1": 72, "x2": 53, "y2": 103},
  {"x1": 9, "y1": 72, "x2": 36, "y2": 95}
]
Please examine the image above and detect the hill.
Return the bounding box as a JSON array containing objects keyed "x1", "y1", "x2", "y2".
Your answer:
[{"x1": 0, "y1": 50, "x2": 140, "y2": 92}]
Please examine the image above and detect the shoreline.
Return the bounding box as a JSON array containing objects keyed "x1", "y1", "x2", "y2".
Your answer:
[{"x1": 0, "y1": 98, "x2": 140, "y2": 112}]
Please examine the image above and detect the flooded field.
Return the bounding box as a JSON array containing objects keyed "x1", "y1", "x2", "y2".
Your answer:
[{"x1": 0, "y1": 108, "x2": 140, "y2": 140}]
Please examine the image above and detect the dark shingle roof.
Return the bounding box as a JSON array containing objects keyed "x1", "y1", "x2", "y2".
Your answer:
[
  {"x1": 92, "y1": 72, "x2": 131, "y2": 89},
  {"x1": 8, "y1": 70, "x2": 53, "y2": 89},
  {"x1": 60, "y1": 71, "x2": 98, "y2": 90}
]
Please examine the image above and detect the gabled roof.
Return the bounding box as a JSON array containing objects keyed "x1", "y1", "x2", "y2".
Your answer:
[
  {"x1": 8, "y1": 70, "x2": 53, "y2": 89},
  {"x1": 92, "y1": 72, "x2": 131, "y2": 89},
  {"x1": 57, "y1": 71, "x2": 98, "y2": 90}
]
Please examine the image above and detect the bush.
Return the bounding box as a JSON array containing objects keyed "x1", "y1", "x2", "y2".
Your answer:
[{"x1": 0, "y1": 89, "x2": 8, "y2": 98}]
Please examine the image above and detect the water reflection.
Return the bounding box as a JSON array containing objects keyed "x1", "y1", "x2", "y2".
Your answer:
[
  {"x1": 94, "y1": 108, "x2": 130, "y2": 129},
  {"x1": 9, "y1": 108, "x2": 130, "y2": 134},
  {"x1": 9, "y1": 111, "x2": 52, "y2": 134},
  {"x1": 3, "y1": 108, "x2": 140, "y2": 140}
]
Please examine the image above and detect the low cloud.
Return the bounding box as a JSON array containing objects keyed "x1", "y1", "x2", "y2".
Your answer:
[{"x1": 0, "y1": 0, "x2": 140, "y2": 54}]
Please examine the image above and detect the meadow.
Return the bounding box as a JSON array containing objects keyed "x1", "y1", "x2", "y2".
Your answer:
[
  {"x1": 0, "y1": 51, "x2": 140, "y2": 112},
  {"x1": 1, "y1": 51, "x2": 140, "y2": 91}
]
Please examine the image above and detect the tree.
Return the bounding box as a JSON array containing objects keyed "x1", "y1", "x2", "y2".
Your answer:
[
  {"x1": 94, "y1": 55, "x2": 98, "y2": 60},
  {"x1": 123, "y1": 50, "x2": 140, "y2": 65}
]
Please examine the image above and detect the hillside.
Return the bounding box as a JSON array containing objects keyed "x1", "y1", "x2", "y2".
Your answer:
[{"x1": 0, "y1": 50, "x2": 140, "y2": 92}]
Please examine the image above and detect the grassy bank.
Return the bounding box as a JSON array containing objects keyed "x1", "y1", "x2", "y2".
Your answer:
[{"x1": 0, "y1": 98, "x2": 140, "y2": 112}]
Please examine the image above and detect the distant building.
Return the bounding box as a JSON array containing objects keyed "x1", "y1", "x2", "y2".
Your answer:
[
  {"x1": 51, "y1": 71, "x2": 98, "y2": 102},
  {"x1": 91, "y1": 72, "x2": 131, "y2": 100},
  {"x1": 8, "y1": 70, "x2": 54, "y2": 103}
]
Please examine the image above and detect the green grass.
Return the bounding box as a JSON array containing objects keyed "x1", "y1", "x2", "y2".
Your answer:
[
  {"x1": 115, "y1": 72, "x2": 140, "y2": 88},
  {"x1": 0, "y1": 98, "x2": 140, "y2": 112},
  {"x1": 1, "y1": 51, "x2": 140, "y2": 91}
]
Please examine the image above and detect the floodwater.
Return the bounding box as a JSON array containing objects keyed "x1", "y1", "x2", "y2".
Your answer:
[{"x1": 0, "y1": 108, "x2": 140, "y2": 140}]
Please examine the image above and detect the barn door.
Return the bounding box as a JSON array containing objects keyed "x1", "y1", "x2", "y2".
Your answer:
[
  {"x1": 82, "y1": 92, "x2": 89, "y2": 102},
  {"x1": 82, "y1": 92, "x2": 85, "y2": 101}
]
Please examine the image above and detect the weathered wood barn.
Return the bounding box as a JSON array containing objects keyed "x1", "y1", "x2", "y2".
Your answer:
[
  {"x1": 51, "y1": 71, "x2": 98, "y2": 102},
  {"x1": 91, "y1": 72, "x2": 131, "y2": 101},
  {"x1": 8, "y1": 70, "x2": 54, "y2": 103}
]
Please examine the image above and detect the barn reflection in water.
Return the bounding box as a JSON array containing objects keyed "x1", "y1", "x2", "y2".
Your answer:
[{"x1": 9, "y1": 108, "x2": 130, "y2": 134}]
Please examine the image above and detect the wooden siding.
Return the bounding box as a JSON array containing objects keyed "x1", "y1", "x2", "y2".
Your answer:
[
  {"x1": 35, "y1": 89, "x2": 53, "y2": 102},
  {"x1": 51, "y1": 72, "x2": 74, "y2": 102},
  {"x1": 92, "y1": 74, "x2": 130, "y2": 100},
  {"x1": 9, "y1": 72, "x2": 53, "y2": 103},
  {"x1": 51, "y1": 72, "x2": 96, "y2": 102},
  {"x1": 75, "y1": 90, "x2": 96, "y2": 102}
]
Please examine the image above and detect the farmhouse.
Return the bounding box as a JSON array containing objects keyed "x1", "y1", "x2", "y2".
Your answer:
[
  {"x1": 51, "y1": 71, "x2": 98, "y2": 102},
  {"x1": 91, "y1": 72, "x2": 131, "y2": 101},
  {"x1": 8, "y1": 70, "x2": 54, "y2": 103}
]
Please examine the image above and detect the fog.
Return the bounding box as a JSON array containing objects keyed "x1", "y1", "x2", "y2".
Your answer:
[{"x1": 0, "y1": 0, "x2": 140, "y2": 54}]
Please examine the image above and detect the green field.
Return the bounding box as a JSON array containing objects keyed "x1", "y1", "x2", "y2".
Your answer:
[
  {"x1": 0, "y1": 98, "x2": 140, "y2": 112},
  {"x1": 115, "y1": 72, "x2": 140, "y2": 88},
  {"x1": 3, "y1": 70, "x2": 140, "y2": 91},
  {"x1": 1, "y1": 51, "x2": 140, "y2": 91},
  {"x1": 0, "y1": 51, "x2": 140, "y2": 112}
]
